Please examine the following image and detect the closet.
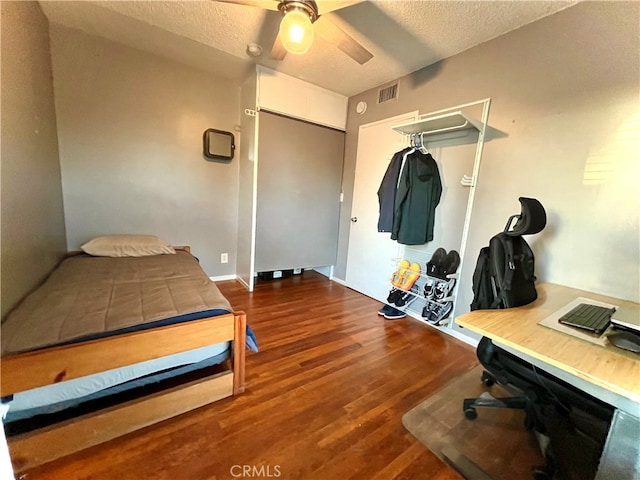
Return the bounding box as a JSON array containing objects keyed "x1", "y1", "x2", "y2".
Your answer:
[
  {"x1": 237, "y1": 66, "x2": 348, "y2": 291},
  {"x1": 347, "y1": 99, "x2": 491, "y2": 342},
  {"x1": 392, "y1": 99, "x2": 491, "y2": 338}
]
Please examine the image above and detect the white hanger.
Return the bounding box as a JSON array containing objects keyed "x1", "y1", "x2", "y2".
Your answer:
[
  {"x1": 416, "y1": 133, "x2": 429, "y2": 154},
  {"x1": 405, "y1": 134, "x2": 416, "y2": 154}
]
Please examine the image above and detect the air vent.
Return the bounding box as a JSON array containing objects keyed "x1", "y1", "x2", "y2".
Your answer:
[{"x1": 378, "y1": 83, "x2": 398, "y2": 103}]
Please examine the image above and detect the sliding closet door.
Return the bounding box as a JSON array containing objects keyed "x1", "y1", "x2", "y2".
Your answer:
[{"x1": 255, "y1": 111, "x2": 345, "y2": 272}]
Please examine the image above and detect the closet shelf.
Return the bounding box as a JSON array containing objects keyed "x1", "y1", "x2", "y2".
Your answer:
[{"x1": 391, "y1": 111, "x2": 483, "y2": 138}]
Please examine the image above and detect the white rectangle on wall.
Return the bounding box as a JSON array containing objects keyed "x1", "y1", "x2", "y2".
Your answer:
[{"x1": 256, "y1": 66, "x2": 347, "y2": 130}]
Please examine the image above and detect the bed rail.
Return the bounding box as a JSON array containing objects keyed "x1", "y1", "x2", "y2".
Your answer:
[{"x1": 3, "y1": 311, "x2": 247, "y2": 472}]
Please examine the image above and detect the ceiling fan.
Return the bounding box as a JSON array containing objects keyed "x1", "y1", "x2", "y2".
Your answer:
[{"x1": 217, "y1": 0, "x2": 373, "y2": 64}]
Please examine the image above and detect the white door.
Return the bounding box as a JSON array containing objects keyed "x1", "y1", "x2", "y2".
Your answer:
[{"x1": 345, "y1": 112, "x2": 418, "y2": 302}]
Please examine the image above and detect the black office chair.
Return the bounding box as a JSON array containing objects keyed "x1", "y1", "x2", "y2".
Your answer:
[
  {"x1": 464, "y1": 197, "x2": 548, "y2": 419},
  {"x1": 462, "y1": 199, "x2": 613, "y2": 479},
  {"x1": 463, "y1": 337, "x2": 613, "y2": 479},
  {"x1": 463, "y1": 337, "x2": 613, "y2": 424}
]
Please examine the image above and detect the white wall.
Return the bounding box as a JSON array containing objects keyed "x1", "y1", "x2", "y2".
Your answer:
[
  {"x1": 338, "y1": 2, "x2": 639, "y2": 323},
  {"x1": 236, "y1": 73, "x2": 258, "y2": 289},
  {"x1": 475, "y1": 86, "x2": 638, "y2": 303},
  {"x1": 457, "y1": 2, "x2": 639, "y2": 307},
  {"x1": 50, "y1": 25, "x2": 241, "y2": 276}
]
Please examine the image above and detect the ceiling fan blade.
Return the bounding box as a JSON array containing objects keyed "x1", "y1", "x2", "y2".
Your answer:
[
  {"x1": 270, "y1": 33, "x2": 288, "y2": 61},
  {"x1": 214, "y1": 0, "x2": 280, "y2": 11},
  {"x1": 316, "y1": 1, "x2": 364, "y2": 15},
  {"x1": 313, "y1": 14, "x2": 373, "y2": 65}
]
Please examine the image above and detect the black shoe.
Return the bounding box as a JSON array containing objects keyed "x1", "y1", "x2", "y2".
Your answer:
[
  {"x1": 378, "y1": 304, "x2": 397, "y2": 316},
  {"x1": 422, "y1": 301, "x2": 437, "y2": 320},
  {"x1": 428, "y1": 301, "x2": 453, "y2": 324},
  {"x1": 426, "y1": 248, "x2": 447, "y2": 277},
  {"x1": 434, "y1": 279, "x2": 454, "y2": 302},
  {"x1": 394, "y1": 284, "x2": 419, "y2": 309},
  {"x1": 423, "y1": 277, "x2": 436, "y2": 299},
  {"x1": 440, "y1": 250, "x2": 460, "y2": 278},
  {"x1": 384, "y1": 305, "x2": 407, "y2": 320},
  {"x1": 387, "y1": 288, "x2": 403, "y2": 305}
]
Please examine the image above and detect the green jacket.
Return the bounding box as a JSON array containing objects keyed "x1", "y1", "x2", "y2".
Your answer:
[{"x1": 391, "y1": 151, "x2": 442, "y2": 245}]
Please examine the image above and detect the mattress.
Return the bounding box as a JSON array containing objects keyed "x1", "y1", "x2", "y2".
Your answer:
[
  {"x1": 2, "y1": 343, "x2": 231, "y2": 422},
  {"x1": 1, "y1": 251, "x2": 232, "y2": 355}
]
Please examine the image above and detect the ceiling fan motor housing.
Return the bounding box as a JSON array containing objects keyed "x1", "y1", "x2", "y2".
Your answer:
[{"x1": 278, "y1": 0, "x2": 318, "y2": 22}]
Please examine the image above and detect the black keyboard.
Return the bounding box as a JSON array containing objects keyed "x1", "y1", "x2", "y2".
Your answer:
[{"x1": 558, "y1": 303, "x2": 616, "y2": 334}]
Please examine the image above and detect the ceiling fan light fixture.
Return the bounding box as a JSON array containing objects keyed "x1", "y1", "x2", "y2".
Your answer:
[{"x1": 279, "y1": 5, "x2": 315, "y2": 55}]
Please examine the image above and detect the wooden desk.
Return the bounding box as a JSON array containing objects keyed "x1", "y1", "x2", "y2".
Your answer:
[
  {"x1": 456, "y1": 283, "x2": 640, "y2": 405},
  {"x1": 456, "y1": 283, "x2": 640, "y2": 480}
]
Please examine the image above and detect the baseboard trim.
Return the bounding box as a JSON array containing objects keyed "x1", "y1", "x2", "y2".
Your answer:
[
  {"x1": 209, "y1": 275, "x2": 238, "y2": 282},
  {"x1": 235, "y1": 276, "x2": 251, "y2": 291},
  {"x1": 405, "y1": 310, "x2": 479, "y2": 348},
  {"x1": 329, "y1": 276, "x2": 348, "y2": 287}
]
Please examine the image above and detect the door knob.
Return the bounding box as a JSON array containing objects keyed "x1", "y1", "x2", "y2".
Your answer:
[{"x1": 351, "y1": 217, "x2": 358, "y2": 223}]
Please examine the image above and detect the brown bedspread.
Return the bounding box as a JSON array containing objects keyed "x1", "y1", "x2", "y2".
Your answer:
[{"x1": 1, "y1": 251, "x2": 232, "y2": 355}]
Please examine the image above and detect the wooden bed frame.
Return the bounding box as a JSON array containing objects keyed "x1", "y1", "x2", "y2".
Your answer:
[{"x1": 1, "y1": 246, "x2": 246, "y2": 472}]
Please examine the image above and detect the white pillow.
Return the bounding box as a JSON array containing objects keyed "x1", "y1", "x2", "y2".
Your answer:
[{"x1": 80, "y1": 235, "x2": 176, "y2": 257}]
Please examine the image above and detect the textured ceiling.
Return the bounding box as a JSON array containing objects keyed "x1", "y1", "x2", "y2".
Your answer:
[{"x1": 39, "y1": 0, "x2": 579, "y2": 97}]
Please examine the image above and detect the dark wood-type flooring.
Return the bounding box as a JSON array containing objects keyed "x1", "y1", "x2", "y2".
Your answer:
[{"x1": 20, "y1": 271, "x2": 481, "y2": 480}]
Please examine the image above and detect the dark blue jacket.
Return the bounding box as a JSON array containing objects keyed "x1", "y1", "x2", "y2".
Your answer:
[{"x1": 377, "y1": 147, "x2": 412, "y2": 232}]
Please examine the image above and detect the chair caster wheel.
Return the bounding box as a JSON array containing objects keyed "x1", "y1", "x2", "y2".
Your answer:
[
  {"x1": 532, "y1": 466, "x2": 552, "y2": 480},
  {"x1": 464, "y1": 407, "x2": 477, "y2": 420},
  {"x1": 481, "y1": 371, "x2": 495, "y2": 387}
]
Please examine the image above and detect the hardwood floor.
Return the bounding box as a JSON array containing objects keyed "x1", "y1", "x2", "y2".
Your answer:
[{"x1": 20, "y1": 271, "x2": 479, "y2": 480}]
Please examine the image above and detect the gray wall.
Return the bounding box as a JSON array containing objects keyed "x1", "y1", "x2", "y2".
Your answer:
[
  {"x1": 49, "y1": 25, "x2": 241, "y2": 276},
  {"x1": 336, "y1": 1, "x2": 640, "y2": 316},
  {"x1": 1, "y1": 1, "x2": 67, "y2": 319}
]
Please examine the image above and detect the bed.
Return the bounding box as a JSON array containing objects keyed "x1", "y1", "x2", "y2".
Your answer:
[{"x1": 1, "y1": 237, "x2": 248, "y2": 471}]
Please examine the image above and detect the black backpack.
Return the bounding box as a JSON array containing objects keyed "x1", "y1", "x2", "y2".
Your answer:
[{"x1": 470, "y1": 198, "x2": 547, "y2": 310}]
